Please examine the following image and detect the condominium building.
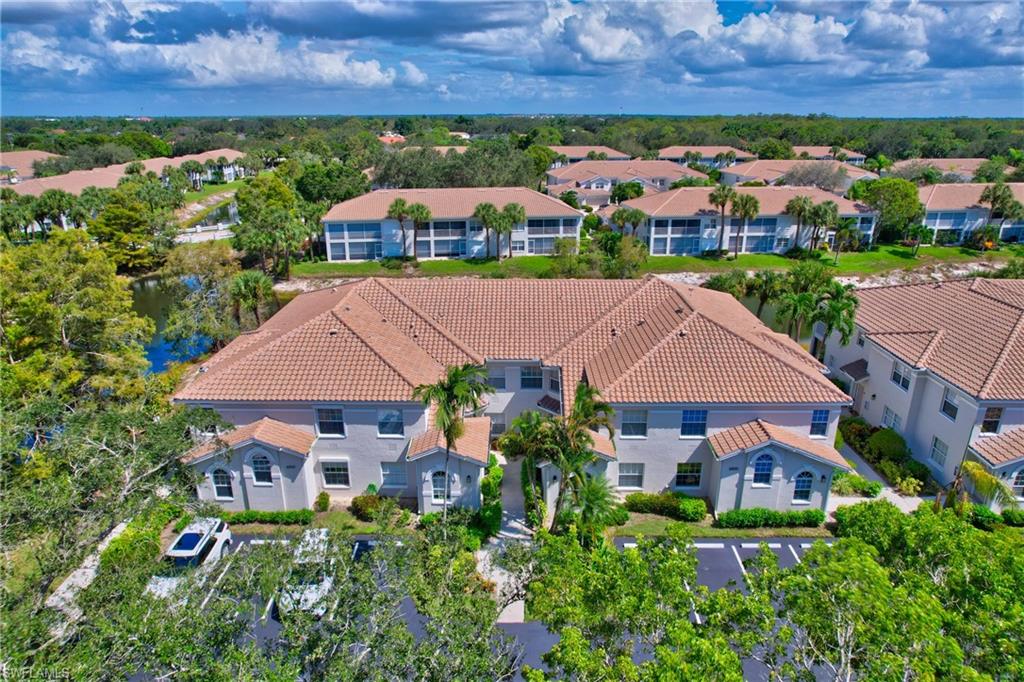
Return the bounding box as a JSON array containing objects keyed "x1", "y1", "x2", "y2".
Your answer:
[{"x1": 919, "y1": 183, "x2": 1024, "y2": 243}]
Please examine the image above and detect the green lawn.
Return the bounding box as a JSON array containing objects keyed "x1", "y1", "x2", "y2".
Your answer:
[
  {"x1": 229, "y1": 509, "x2": 403, "y2": 537},
  {"x1": 611, "y1": 512, "x2": 834, "y2": 539},
  {"x1": 183, "y1": 178, "x2": 247, "y2": 204},
  {"x1": 292, "y1": 245, "x2": 1021, "y2": 280}
]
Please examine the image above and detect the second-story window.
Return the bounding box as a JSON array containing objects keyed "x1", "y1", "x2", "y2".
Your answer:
[
  {"x1": 810, "y1": 410, "x2": 829, "y2": 436},
  {"x1": 940, "y1": 388, "x2": 958, "y2": 421},
  {"x1": 981, "y1": 407, "x2": 1003, "y2": 434},
  {"x1": 377, "y1": 409, "x2": 404, "y2": 437},
  {"x1": 316, "y1": 408, "x2": 345, "y2": 436},
  {"x1": 487, "y1": 369, "x2": 506, "y2": 390},
  {"x1": 549, "y1": 372, "x2": 561, "y2": 392},
  {"x1": 520, "y1": 366, "x2": 543, "y2": 389},
  {"x1": 890, "y1": 362, "x2": 911, "y2": 391},
  {"x1": 621, "y1": 410, "x2": 648, "y2": 438},
  {"x1": 679, "y1": 409, "x2": 708, "y2": 437}
]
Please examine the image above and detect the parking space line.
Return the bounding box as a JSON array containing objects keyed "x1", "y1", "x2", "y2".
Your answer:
[
  {"x1": 682, "y1": 579, "x2": 702, "y2": 625},
  {"x1": 730, "y1": 545, "x2": 747, "y2": 575},
  {"x1": 200, "y1": 546, "x2": 241, "y2": 610},
  {"x1": 740, "y1": 542, "x2": 781, "y2": 549},
  {"x1": 623, "y1": 542, "x2": 636, "y2": 549},
  {"x1": 694, "y1": 542, "x2": 724, "y2": 549},
  {"x1": 788, "y1": 545, "x2": 802, "y2": 564}
]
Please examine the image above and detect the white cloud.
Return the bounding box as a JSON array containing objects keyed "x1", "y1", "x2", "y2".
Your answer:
[
  {"x1": 435, "y1": 83, "x2": 451, "y2": 99},
  {"x1": 401, "y1": 60, "x2": 428, "y2": 86},
  {"x1": 3, "y1": 31, "x2": 95, "y2": 75}
]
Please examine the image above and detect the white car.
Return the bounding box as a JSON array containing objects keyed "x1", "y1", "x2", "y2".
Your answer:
[
  {"x1": 145, "y1": 517, "x2": 232, "y2": 598},
  {"x1": 279, "y1": 528, "x2": 334, "y2": 617}
]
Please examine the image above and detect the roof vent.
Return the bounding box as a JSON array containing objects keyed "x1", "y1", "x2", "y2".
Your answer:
[
  {"x1": 675, "y1": 307, "x2": 685, "y2": 314},
  {"x1": 611, "y1": 328, "x2": 619, "y2": 337},
  {"x1": 636, "y1": 318, "x2": 646, "y2": 326},
  {"x1": 328, "y1": 329, "x2": 338, "y2": 336},
  {"x1": 198, "y1": 366, "x2": 208, "y2": 373},
  {"x1": 331, "y1": 287, "x2": 337, "y2": 292},
  {"x1": 678, "y1": 330, "x2": 688, "y2": 338}
]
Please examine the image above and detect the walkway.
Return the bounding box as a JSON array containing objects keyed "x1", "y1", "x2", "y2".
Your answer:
[{"x1": 828, "y1": 444, "x2": 929, "y2": 514}]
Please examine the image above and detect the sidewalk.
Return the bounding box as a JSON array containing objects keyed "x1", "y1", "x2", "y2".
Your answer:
[{"x1": 828, "y1": 444, "x2": 929, "y2": 514}]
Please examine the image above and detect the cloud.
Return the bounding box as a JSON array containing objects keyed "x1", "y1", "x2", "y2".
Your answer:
[
  {"x1": 401, "y1": 60, "x2": 428, "y2": 86},
  {"x1": 3, "y1": 31, "x2": 96, "y2": 75}
]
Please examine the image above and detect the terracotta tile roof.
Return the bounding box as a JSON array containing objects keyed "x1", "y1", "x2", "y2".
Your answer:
[
  {"x1": 402, "y1": 146, "x2": 468, "y2": 154},
  {"x1": 893, "y1": 158, "x2": 996, "y2": 176},
  {"x1": 855, "y1": 279, "x2": 1024, "y2": 399},
  {"x1": 622, "y1": 186, "x2": 873, "y2": 217},
  {"x1": 590, "y1": 430, "x2": 616, "y2": 460},
  {"x1": 0, "y1": 149, "x2": 61, "y2": 176},
  {"x1": 918, "y1": 183, "x2": 1024, "y2": 211},
  {"x1": 707, "y1": 419, "x2": 850, "y2": 469},
  {"x1": 723, "y1": 159, "x2": 877, "y2": 184},
  {"x1": 658, "y1": 146, "x2": 753, "y2": 160},
  {"x1": 322, "y1": 187, "x2": 580, "y2": 222},
  {"x1": 10, "y1": 148, "x2": 244, "y2": 197},
  {"x1": 181, "y1": 417, "x2": 315, "y2": 463},
  {"x1": 176, "y1": 276, "x2": 848, "y2": 407},
  {"x1": 970, "y1": 427, "x2": 1024, "y2": 467},
  {"x1": 407, "y1": 416, "x2": 491, "y2": 464},
  {"x1": 547, "y1": 160, "x2": 705, "y2": 185},
  {"x1": 547, "y1": 146, "x2": 631, "y2": 159},
  {"x1": 792, "y1": 146, "x2": 864, "y2": 158}
]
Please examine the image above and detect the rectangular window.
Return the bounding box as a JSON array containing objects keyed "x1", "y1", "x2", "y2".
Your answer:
[
  {"x1": 346, "y1": 222, "x2": 382, "y2": 239},
  {"x1": 675, "y1": 463, "x2": 702, "y2": 488},
  {"x1": 680, "y1": 409, "x2": 708, "y2": 437},
  {"x1": 415, "y1": 240, "x2": 432, "y2": 258},
  {"x1": 521, "y1": 366, "x2": 543, "y2": 389},
  {"x1": 511, "y1": 241, "x2": 525, "y2": 253},
  {"x1": 347, "y1": 241, "x2": 383, "y2": 260},
  {"x1": 856, "y1": 332, "x2": 865, "y2": 347},
  {"x1": 940, "y1": 388, "x2": 958, "y2": 421},
  {"x1": 618, "y1": 463, "x2": 644, "y2": 488},
  {"x1": 377, "y1": 409, "x2": 404, "y2": 437},
  {"x1": 316, "y1": 408, "x2": 345, "y2": 436},
  {"x1": 322, "y1": 461, "x2": 351, "y2": 487},
  {"x1": 930, "y1": 437, "x2": 948, "y2": 467},
  {"x1": 328, "y1": 242, "x2": 347, "y2": 261},
  {"x1": 621, "y1": 410, "x2": 648, "y2": 438},
  {"x1": 487, "y1": 370, "x2": 506, "y2": 390},
  {"x1": 882, "y1": 406, "x2": 903, "y2": 432},
  {"x1": 380, "y1": 462, "x2": 407, "y2": 488},
  {"x1": 890, "y1": 362, "x2": 911, "y2": 391},
  {"x1": 549, "y1": 373, "x2": 561, "y2": 392},
  {"x1": 810, "y1": 409, "x2": 829, "y2": 436},
  {"x1": 981, "y1": 407, "x2": 1003, "y2": 434}
]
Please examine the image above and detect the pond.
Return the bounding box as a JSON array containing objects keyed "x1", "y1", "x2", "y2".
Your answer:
[
  {"x1": 193, "y1": 201, "x2": 239, "y2": 228},
  {"x1": 738, "y1": 295, "x2": 814, "y2": 347},
  {"x1": 131, "y1": 277, "x2": 210, "y2": 373}
]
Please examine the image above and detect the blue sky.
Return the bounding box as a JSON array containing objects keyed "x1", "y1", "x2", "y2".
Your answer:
[{"x1": 2, "y1": 1, "x2": 1022, "y2": 117}]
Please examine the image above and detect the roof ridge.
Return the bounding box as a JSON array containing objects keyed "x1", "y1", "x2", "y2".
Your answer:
[
  {"x1": 968, "y1": 278, "x2": 1024, "y2": 312},
  {"x1": 327, "y1": 294, "x2": 425, "y2": 392},
  {"x1": 915, "y1": 329, "x2": 945, "y2": 366},
  {"x1": 369, "y1": 278, "x2": 483, "y2": 363},
  {"x1": 596, "y1": 310, "x2": 697, "y2": 396},
  {"x1": 979, "y1": 309, "x2": 1024, "y2": 397}
]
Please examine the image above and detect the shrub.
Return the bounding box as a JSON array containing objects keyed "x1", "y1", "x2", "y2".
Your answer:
[
  {"x1": 624, "y1": 491, "x2": 706, "y2": 521},
  {"x1": 831, "y1": 472, "x2": 882, "y2": 498},
  {"x1": 1000, "y1": 508, "x2": 1024, "y2": 527},
  {"x1": 865, "y1": 428, "x2": 910, "y2": 463},
  {"x1": 521, "y1": 459, "x2": 546, "y2": 529},
  {"x1": 418, "y1": 511, "x2": 442, "y2": 529},
  {"x1": 834, "y1": 500, "x2": 907, "y2": 555},
  {"x1": 838, "y1": 415, "x2": 874, "y2": 454},
  {"x1": 219, "y1": 509, "x2": 314, "y2": 525},
  {"x1": 480, "y1": 459, "x2": 503, "y2": 503},
  {"x1": 473, "y1": 500, "x2": 502, "y2": 539},
  {"x1": 101, "y1": 503, "x2": 183, "y2": 571},
  {"x1": 894, "y1": 476, "x2": 923, "y2": 496},
  {"x1": 351, "y1": 494, "x2": 384, "y2": 522},
  {"x1": 970, "y1": 504, "x2": 1003, "y2": 531},
  {"x1": 173, "y1": 513, "x2": 194, "y2": 534},
  {"x1": 607, "y1": 505, "x2": 630, "y2": 526},
  {"x1": 715, "y1": 507, "x2": 825, "y2": 529},
  {"x1": 315, "y1": 491, "x2": 330, "y2": 513}
]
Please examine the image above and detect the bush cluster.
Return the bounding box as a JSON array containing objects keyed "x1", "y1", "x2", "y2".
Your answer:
[
  {"x1": 351, "y1": 494, "x2": 384, "y2": 522},
  {"x1": 970, "y1": 504, "x2": 1024, "y2": 530},
  {"x1": 521, "y1": 459, "x2": 547, "y2": 529},
  {"x1": 480, "y1": 455, "x2": 503, "y2": 504},
  {"x1": 716, "y1": 507, "x2": 825, "y2": 529},
  {"x1": 607, "y1": 505, "x2": 630, "y2": 526},
  {"x1": 315, "y1": 491, "x2": 330, "y2": 513},
  {"x1": 831, "y1": 471, "x2": 883, "y2": 498},
  {"x1": 623, "y1": 491, "x2": 707, "y2": 521},
  {"x1": 219, "y1": 509, "x2": 315, "y2": 525},
  {"x1": 101, "y1": 503, "x2": 183, "y2": 571},
  {"x1": 839, "y1": 416, "x2": 933, "y2": 495}
]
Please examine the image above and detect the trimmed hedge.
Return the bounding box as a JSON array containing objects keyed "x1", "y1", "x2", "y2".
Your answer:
[
  {"x1": 521, "y1": 459, "x2": 547, "y2": 529},
  {"x1": 866, "y1": 428, "x2": 910, "y2": 462},
  {"x1": 351, "y1": 494, "x2": 384, "y2": 522},
  {"x1": 716, "y1": 507, "x2": 825, "y2": 529},
  {"x1": 624, "y1": 491, "x2": 707, "y2": 521},
  {"x1": 969, "y1": 504, "x2": 1003, "y2": 531},
  {"x1": 219, "y1": 509, "x2": 314, "y2": 525},
  {"x1": 480, "y1": 457, "x2": 504, "y2": 504}
]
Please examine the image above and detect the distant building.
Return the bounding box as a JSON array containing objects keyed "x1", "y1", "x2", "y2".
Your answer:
[
  {"x1": 449, "y1": 131, "x2": 472, "y2": 140},
  {"x1": 0, "y1": 150, "x2": 61, "y2": 183},
  {"x1": 546, "y1": 160, "x2": 706, "y2": 208},
  {"x1": 658, "y1": 146, "x2": 754, "y2": 167},
  {"x1": 547, "y1": 145, "x2": 631, "y2": 168},
  {"x1": 792, "y1": 146, "x2": 866, "y2": 165},
  {"x1": 890, "y1": 158, "x2": 1004, "y2": 182},
  {"x1": 378, "y1": 132, "x2": 407, "y2": 145},
  {"x1": 720, "y1": 160, "x2": 877, "y2": 192},
  {"x1": 919, "y1": 183, "x2": 1024, "y2": 243}
]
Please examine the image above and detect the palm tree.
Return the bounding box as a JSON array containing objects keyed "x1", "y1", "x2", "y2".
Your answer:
[
  {"x1": 729, "y1": 193, "x2": 760, "y2": 260},
  {"x1": 809, "y1": 200, "x2": 838, "y2": 251},
  {"x1": 386, "y1": 198, "x2": 411, "y2": 259},
  {"x1": 230, "y1": 270, "x2": 274, "y2": 326},
  {"x1": 492, "y1": 213, "x2": 513, "y2": 261},
  {"x1": 937, "y1": 459, "x2": 1018, "y2": 516},
  {"x1": 548, "y1": 383, "x2": 615, "y2": 532},
  {"x1": 812, "y1": 281, "x2": 859, "y2": 359},
  {"x1": 498, "y1": 410, "x2": 558, "y2": 526},
  {"x1": 776, "y1": 290, "x2": 817, "y2": 342},
  {"x1": 407, "y1": 203, "x2": 432, "y2": 260},
  {"x1": 473, "y1": 202, "x2": 498, "y2": 259},
  {"x1": 709, "y1": 185, "x2": 737, "y2": 253},
  {"x1": 747, "y1": 269, "x2": 786, "y2": 321},
  {"x1": 501, "y1": 202, "x2": 526, "y2": 259},
  {"x1": 574, "y1": 474, "x2": 617, "y2": 548},
  {"x1": 832, "y1": 219, "x2": 862, "y2": 265},
  {"x1": 784, "y1": 195, "x2": 814, "y2": 252},
  {"x1": 412, "y1": 364, "x2": 494, "y2": 528},
  {"x1": 610, "y1": 207, "x2": 645, "y2": 236},
  {"x1": 906, "y1": 224, "x2": 933, "y2": 257}
]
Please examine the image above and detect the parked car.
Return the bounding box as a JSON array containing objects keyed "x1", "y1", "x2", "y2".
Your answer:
[
  {"x1": 145, "y1": 517, "x2": 232, "y2": 598},
  {"x1": 279, "y1": 528, "x2": 334, "y2": 617}
]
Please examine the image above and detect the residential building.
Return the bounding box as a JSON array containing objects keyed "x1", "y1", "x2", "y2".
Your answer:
[
  {"x1": 177, "y1": 276, "x2": 851, "y2": 515},
  {"x1": 792, "y1": 146, "x2": 867, "y2": 165},
  {"x1": 0, "y1": 149, "x2": 61, "y2": 182},
  {"x1": 658, "y1": 146, "x2": 755, "y2": 167},
  {"x1": 449, "y1": 131, "x2": 472, "y2": 140},
  {"x1": 401, "y1": 146, "x2": 468, "y2": 155},
  {"x1": 321, "y1": 187, "x2": 581, "y2": 260},
  {"x1": 920, "y1": 183, "x2": 1024, "y2": 243},
  {"x1": 378, "y1": 132, "x2": 407, "y2": 145},
  {"x1": 547, "y1": 145, "x2": 631, "y2": 168},
  {"x1": 622, "y1": 186, "x2": 876, "y2": 256},
  {"x1": 720, "y1": 160, "x2": 877, "y2": 191},
  {"x1": 546, "y1": 160, "x2": 707, "y2": 208},
  {"x1": 821, "y1": 279, "x2": 1024, "y2": 510},
  {"x1": 890, "y1": 158, "x2": 1004, "y2": 182}
]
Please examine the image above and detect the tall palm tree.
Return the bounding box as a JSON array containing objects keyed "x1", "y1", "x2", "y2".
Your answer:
[
  {"x1": 230, "y1": 270, "x2": 274, "y2": 327},
  {"x1": 412, "y1": 364, "x2": 494, "y2": 527},
  {"x1": 472, "y1": 202, "x2": 498, "y2": 259},
  {"x1": 501, "y1": 202, "x2": 526, "y2": 259},
  {"x1": 386, "y1": 198, "x2": 411, "y2": 259},
  {"x1": 407, "y1": 203, "x2": 432, "y2": 260},
  {"x1": 747, "y1": 269, "x2": 786, "y2": 321},
  {"x1": 611, "y1": 207, "x2": 645, "y2": 236},
  {"x1": 626, "y1": 208, "x2": 647, "y2": 238},
  {"x1": 574, "y1": 474, "x2": 617, "y2": 548},
  {"x1": 809, "y1": 201, "x2": 838, "y2": 251},
  {"x1": 610, "y1": 207, "x2": 631, "y2": 235},
  {"x1": 776, "y1": 290, "x2": 817, "y2": 341},
  {"x1": 832, "y1": 219, "x2": 861, "y2": 265},
  {"x1": 784, "y1": 195, "x2": 814, "y2": 252},
  {"x1": 709, "y1": 185, "x2": 737, "y2": 253},
  {"x1": 729, "y1": 193, "x2": 760, "y2": 260},
  {"x1": 548, "y1": 383, "x2": 615, "y2": 532},
  {"x1": 812, "y1": 281, "x2": 859, "y2": 359},
  {"x1": 937, "y1": 459, "x2": 1018, "y2": 516},
  {"x1": 492, "y1": 213, "x2": 513, "y2": 261},
  {"x1": 906, "y1": 224, "x2": 933, "y2": 257}
]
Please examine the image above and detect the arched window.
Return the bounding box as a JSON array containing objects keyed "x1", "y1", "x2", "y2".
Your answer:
[
  {"x1": 753, "y1": 454, "x2": 774, "y2": 485},
  {"x1": 1012, "y1": 470, "x2": 1024, "y2": 499},
  {"x1": 251, "y1": 454, "x2": 272, "y2": 485},
  {"x1": 793, "y1": 471, "x2": 814, "y2": 501},
  {"x1": 213, "y1": 469, "x2": 233, "y2": 499},
  {"x1": 431, "y1": 471, "x2": 449, "y2": 503}
]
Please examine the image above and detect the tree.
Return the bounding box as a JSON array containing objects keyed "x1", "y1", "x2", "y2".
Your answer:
[
  {"x1": 831, "y1": 219, "x2": 862, "y2": 264},
  {"x1": 729, "y1": 193, "x2": 760, "y2": 260},
  {"x1": 88, "y1": 192, "x2": 159, "y2": 271},
  {"x1": 500, "y1": 202, "x2": 526, "y2": 259},
  {"x1": 407, "y1": 203, "x2": 432, "y2": 260},
  {"x1": 704, "y1": 269, "x2": 748, "y2": 299},
  {"x1": 498, "y1": 411, "x2": 558, "y2": 526},
  {"x1": 784, "y1": 195, "x2": 814, "y2": 251},
  {"x1": 974, "y1": 156, "x2": 1008, "y2": 183},
  {"x1": 779, "y1": 162, "x2": 849, "y2": 192},
  {"x1": 387, "y1": 197, "x2": 411, "y2": 259},
  {"x1": 746, "y1": 270, "x2": 786, "y2": 320},
  {"x1": 979, "y1": 181, "x2": 1024, "y2": 234},
  {"x1": 525, "y1": 145, "x2": 558, "y2": 178},
  {"x1": 472, "y1": 202, "x2": 499, "y2": 258},
  {"x1": 229, "y1": 270, "x2": 275, "y2": 327},
  {"x1": 32, "y1": 188, "x2": 77, "y2": 234},
  {"x1": 808, "y1": 200, "x2": 838, "y2": 251},
  {"x1": 709, "y1": 185, "x2": 737, "y2": 253},
  {"x1": 572, "y1": 474, "x2": 617, "y2": 548},
  {"x1": 776, "y1": 291, "x2": 817, "y2": 341},
  {"x1": 863, "y1": 177, "x2": 924, "y2": 243},
  {"x1": 812, "y1": 281, "x2": 859, "y2": 359},
  {"x1": 610, "y1": 181, "x2": 644, "y2": 204},
  {"x1": 294, "y1": 161, "x2": 370, "y2": 204},
  {"x1": 863, "y1": 153, "x2": 892, "y2": 174},
  {"x1": 160, "y1": 241, "x2": 240, "y2": 354},
  {"x1": 752, "y1": 138, "x2": 793, "y2": 160},
  {"x1": 179, "y1": 160, "x2": 204, "y2": 190},
  {"x1": 906, "y1": 224, "x2": 933, "y2": 256},
  {"x1": 609, "y1": 206, "x2": 646, "y2": 236},
  {"x1": 412, "y1": 364, "x2": 493, "y2": 527},
  {"x1": 938, "y1": 459, "x2": 1018, "y2": 515},
  {"x1": 557, "y1": 190, "x2": 579, "y2": 209}
]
